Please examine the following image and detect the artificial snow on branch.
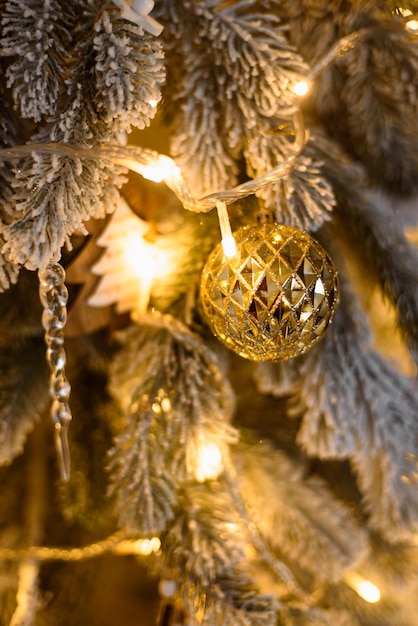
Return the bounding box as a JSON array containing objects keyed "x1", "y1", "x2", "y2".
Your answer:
[
  {"x1": 93, "y1": 8, "x2": 165, "y2": 133},
  {"x1": 245, "y1": 135, "x2": 335, "y2": 231},
  {"x1": 311, "y1": 130, "x2": 418, "y2": 364},
  {"x1": 154, "y1": 0, "x2": 309, "y2": 197},
  {"x1": 233, "y1": 440, "x2": 368, "y2": 583},
  {"x1": 294, "y1": 7, "x2": 418, "y2": 194},
  {"x1": 0, "y1": 0, "x2": 74, "y2": 123},
  {"x1": 0, "y1": 337, "x2": 49, "y2": 466},
  {"x1": 0, "y1": 0, "x2": 164, "y2": 271},
  {"x1": 295, "y1": 289, "x2": 418, "y2": 539},
  {"x1": 163, "y1": 482, "x2": 278, "y2": 626},
  {"x1": 107, "y1": 313, "x2": 237, "y2": 534}
]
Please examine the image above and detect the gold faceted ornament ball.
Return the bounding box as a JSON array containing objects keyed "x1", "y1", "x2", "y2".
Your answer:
[{"x1": 200, "y1": 223, "x2": 339, "y2": 361}]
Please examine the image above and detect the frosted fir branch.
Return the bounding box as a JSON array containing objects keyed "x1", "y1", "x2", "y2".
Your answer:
[
  {"x1": 0, "y1": 244, "x2": 19, "y2": 292},
  {"x1": 316, "y1": 134, "x2": 418, "y2": 365},
  {"x1": 165, "y1": 484, "x2": 248, "y2": 586},
  {"x1": 1, "y1": 149, "x2": 126, "y2": 270},
  {"x1": 0, "y1": 82, "x2": 19, "y2": 150},
  {"x1": 350, "y1": 188, "x2": 418, "y2": 366},
  {"x1": 0, "y1": 4, "x2": 131, "y2": 271},
  {"x1": 108, "y1": 313, "x2": 237, "y2": 534},
  {"x1": 275, "y1": 0, "x2": 383, "y2": 66},
  {"x1": 154, "y1": 0, "x2": 308, "y2": 196},
  {"x1": 308, "y1": 18, "x2": 418, "y2": 194},
  {"x1": 163, "y1": 483, "x2": 278, "y2": 626},
  {"x1": 0, "y1": 164, "x2": 21, "y2": 288},
  {"x1": 296, "y1": 290, "x2": 418, "y2": 540},
  {"x1": 0, "y1": 337, "x2": 49, "y2": 466},
  {"x1": 233, "y1": 441, "x2": 368, "y2": 583},
  {"x1": 245, "y1": 132, "x2": 335, "y2": 231},
  {"x1": 170, "y1": 87, "x2": 241, "y2": 197},
  {"x1": 0, "y1": 0, "x2": 75, "y2": 122},
  {"x1": 93, "y1": 9, "x2": 165, "y2": 133},
  {"x1": 107, "y1": 377, "x2": 180, "y2": 535}
]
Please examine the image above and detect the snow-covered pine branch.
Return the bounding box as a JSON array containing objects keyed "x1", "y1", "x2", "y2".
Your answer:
[
  {"x1": 93, "y1": 8, "x2": 165, "y2": 133},
  {"x1": 154, "y1": 1, "x2": 305, "y2": 193},
  {"x1": 0, "y1": 0, "x2": 75, "y2": 123},
  {"x1": 283, "y1": 2, "x2": 418, "y2": 195},
  {"x1": 296, "y1": 289, "x2": 418, "y2": 540},
  {"x1": 245, "y1": 135, "x2": 335, "y2": 231},
  {"x1": 163, "y1": 482, "x2": 278, "y2": 626},
  {"x1": 317, "y1": 134, "x2": 418, "y2": 365},
  {"x1": 0, "y1": 337, "x2": 49, "y2": 466},
  {"x1": 234, "y1": 440, "x2": 368, "y2": 582},
  {"x1": 108, "y1": 313, "x2": 237, "y2": 535},
  {"x1": 1, "y1": 145, "x2": 126, "y2": 270}
]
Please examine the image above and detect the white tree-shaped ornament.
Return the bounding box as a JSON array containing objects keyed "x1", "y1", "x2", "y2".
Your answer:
[{"x1": 88, "y1": 199, "x2": 155, "y2": 316}]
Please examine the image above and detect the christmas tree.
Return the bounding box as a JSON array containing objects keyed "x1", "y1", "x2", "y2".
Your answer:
[{"x1": 0, "y1": 1, "x2": 417, "y2": 624}]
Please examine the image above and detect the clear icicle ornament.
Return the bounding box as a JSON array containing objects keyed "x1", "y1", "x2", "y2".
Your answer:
[{"x1": 38, "y1": 262, "x2": 72, "y2": 480}]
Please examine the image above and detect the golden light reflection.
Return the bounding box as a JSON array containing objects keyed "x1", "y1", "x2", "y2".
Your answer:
[
  {"x1": 191, "y1": 440, "x2": 224, "y2": 483},
  {"x1": 345, "y1": 572, "x2": 381, "y2": 603},
  {"x1": 114, "y1": 536, "x2": 161, "y2": 556},
  {"x1": 120, "y1": 154, "x2": 181, "y2": 183},
  {"x1": 293, "y1": 80, "x2": 310, "y2": 97}
]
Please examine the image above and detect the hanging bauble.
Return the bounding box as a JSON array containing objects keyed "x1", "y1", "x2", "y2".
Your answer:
[{"x1": 200, "y1": 222, "x2": 339, "y2": 361}]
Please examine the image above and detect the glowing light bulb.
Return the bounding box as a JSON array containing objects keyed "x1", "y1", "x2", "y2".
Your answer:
[
  {"x1": 114, "y1": 536, "x2": 161, "y2": 556},
  {"x1": 124, "y1": 232, "x2": 156, "y2": 277},
  {"x1": 118, "y1": 155, "x2": 180, "y2": 183},
  {"x1": 136, "y1": 537, "x2": 161, "y2": 555},
  {"x1": 148, "y1": 98, "x2": 159, "y2": 108},
  {"x1": 293, "y1": 80, "x2": 310, "y2": 97},
  {"x1": 345, "y1": 573, "x2": 381, "y2": 604},
  {"x1": 406, "y1": 19, "x2": 418, "y2": 30},
  {"x1": 122, "y1": 232, "x2": 158, "y2": 314},
  {"x1": 225, "y1": 522, "x2": 239, "y2": 533},
  {"x1": 193, "y1": 441, "x2": 224, "y2": 483},
  {"x1": 222, "y1": 234, "x2": 237, "y2": 258},
  {"x1": 216, "y1": 200, "x2": 237, "y2": 258}
]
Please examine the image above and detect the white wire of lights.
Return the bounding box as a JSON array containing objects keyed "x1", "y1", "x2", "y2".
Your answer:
[
  {"x1": 0, "y1": 21, "x2": 414, "y2": 217},
  {"x1": 0, "y1": 108, "x2": 306, "y2": 214}
]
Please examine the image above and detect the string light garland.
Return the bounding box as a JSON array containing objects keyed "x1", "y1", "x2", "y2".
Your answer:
[
  {"x1": 0, "y1": 530, "x2": 160, "y2": 563},
  {"x1": 0, "y1": 109, "x2": 306, "y2": 215},
  {"x1": 0, "y1": 20, "x2": 415, "y2": 219},
  {"x1": 344, "y1": 572, "x2": 381, "y2": 604}
]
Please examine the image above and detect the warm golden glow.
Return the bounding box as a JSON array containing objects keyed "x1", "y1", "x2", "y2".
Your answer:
[
  {"x1": 345, "y1": 573, "x2": 381, "y2": 603},
  {"x1": 224, "y1": 522, "x2": 239, "y2": 533},
  {"x1": 293, "y1": 80, "x2": 310, "y2": 97},
  {"x1": 406, "y1": 19, "x2": 418, "y2": 30},
  {"x1": 124, "y1": 232, "x2": 157, "y2": 277},
  {"x1": 114, "y1": 536, "x2": 161, "y2": 556},
  {"x1": 192, "y1": 440, "x2": 224, "y2": 483},
  {"x1": 222, "y1": 234, "x2": 237, "y2": 258},
  {"x1": 216, "y1": 200, "x2": 237, "y2": 258},
  {"x1": 137, "y1": 537, "x2": 161, "y2": 555},
  {"x1": 118, "y1": 154, "x2": 180, "y2": 183}
]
